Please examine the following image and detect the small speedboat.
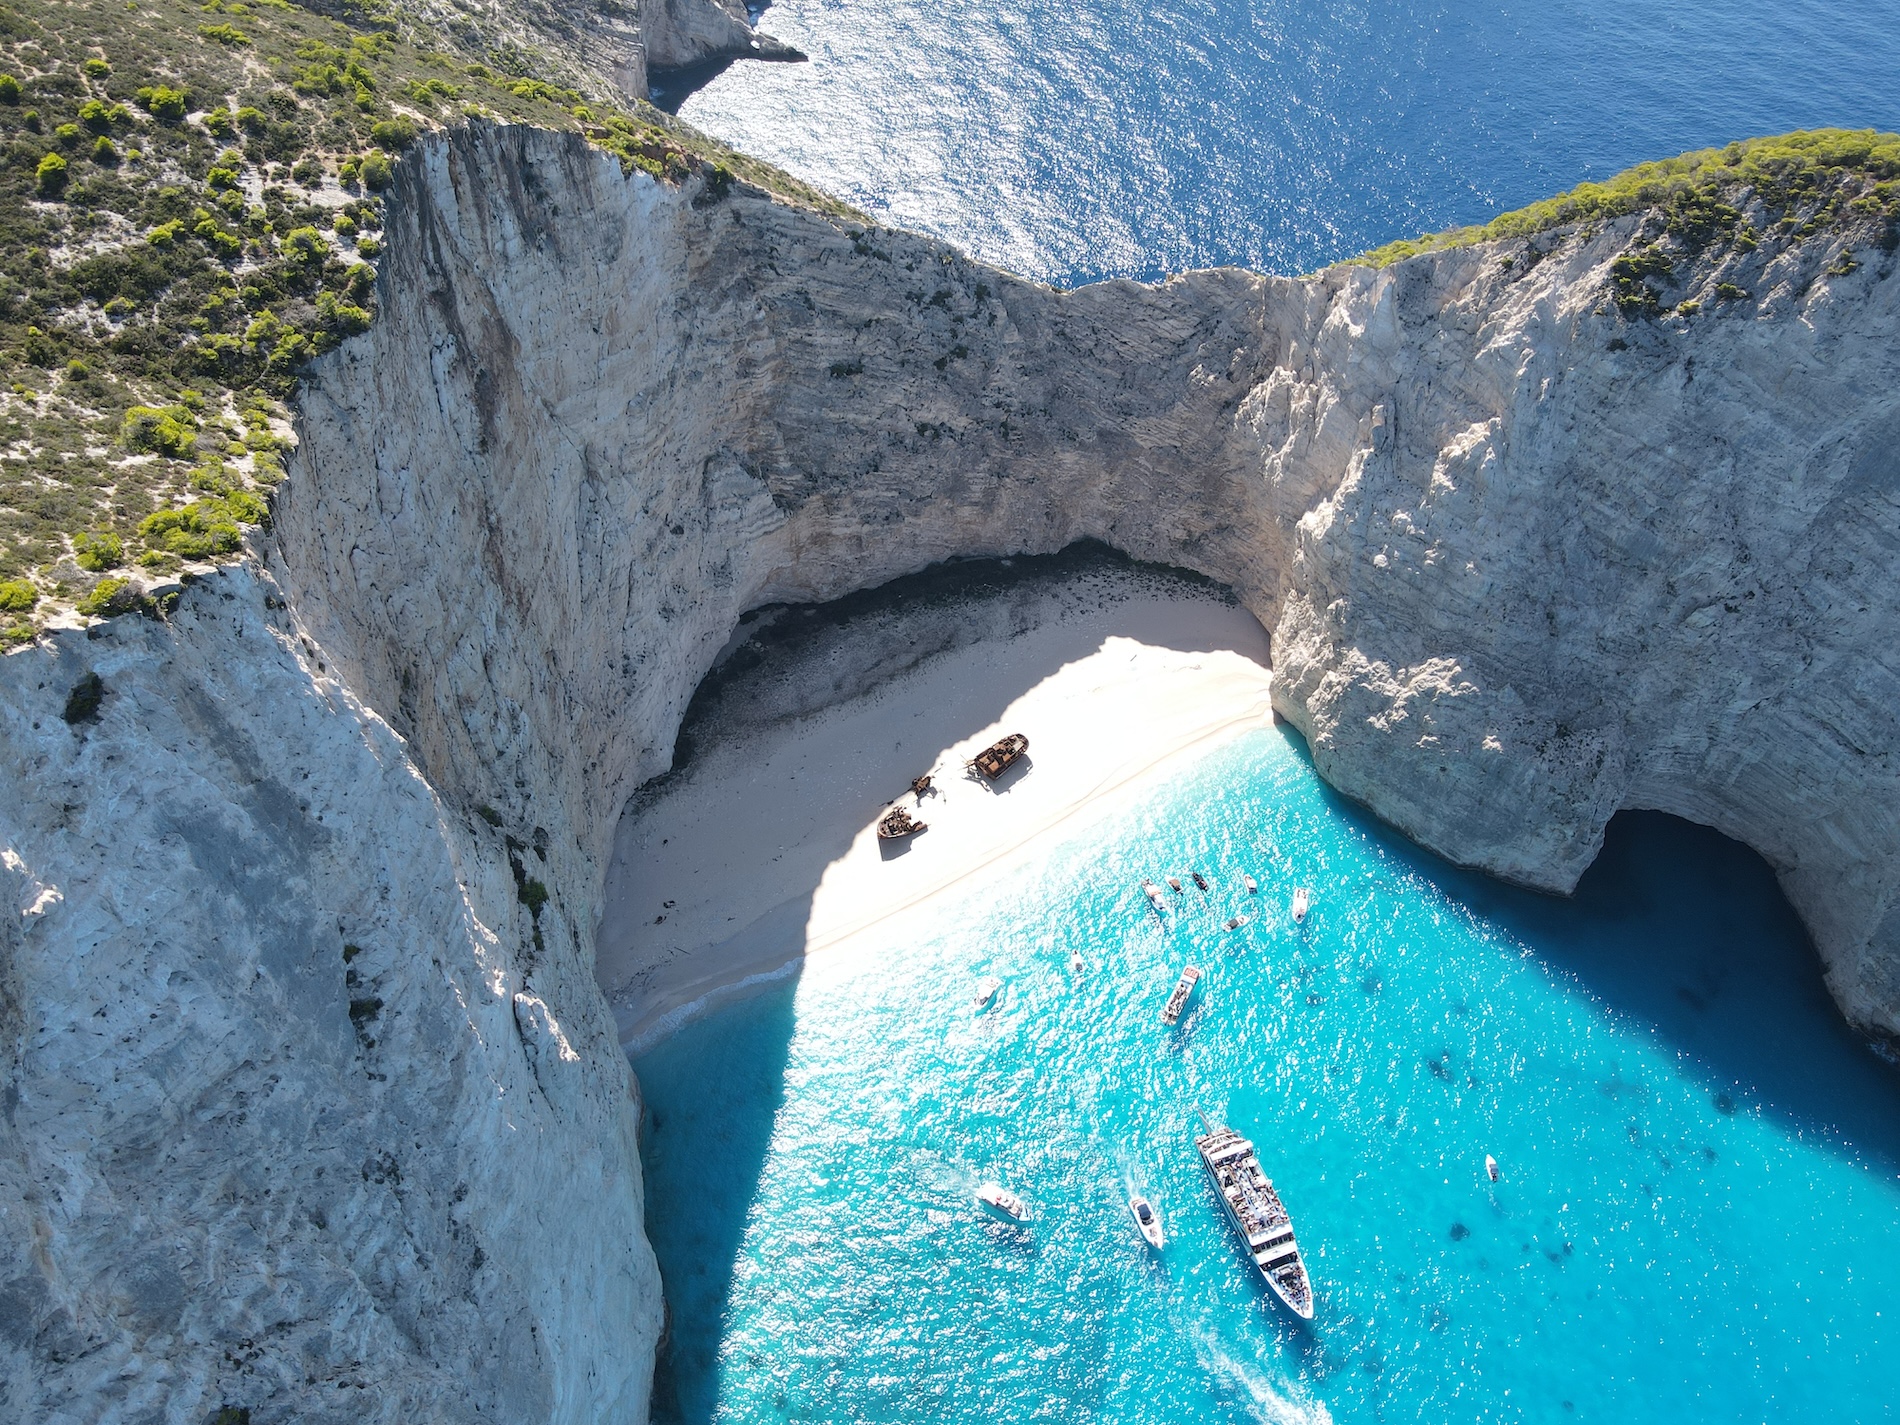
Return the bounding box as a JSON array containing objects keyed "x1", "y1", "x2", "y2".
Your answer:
[
  {"x1": 1291, "y1": 887, "x2": 1312, "y2": 923},
  {"x1": 1244, "y1": 875, "x2": 1258, "y2": 894},
  {"x1": 1191, "y1": 871, "x2": 1209, "y2": 892},
  {"x1": 1129, "y1": 1194, "x2": 1165, "y2": 1249},
  {"x1": 1143, "y1": 879, "x2": 1167, "y2": 910},
  {"x1": 1486, "y1": 1154, "x2": 1500, "y2": 1183},
  {"x1": 973, "y1": 976, "x2": 1003, "y2": 1010},
  {"x1": 1225, "y1": 915, "x2": 1247, "y2": 931},
  {"x1": 1167, "y1": 877, "x2": 1183, "y2": 895},
  {"x1": 1069, "y1": 951, "x2": 1086, "y2": 975},
  {"x1": 975, "y1": 1182, "x2": 1030, "y2": 1221}
]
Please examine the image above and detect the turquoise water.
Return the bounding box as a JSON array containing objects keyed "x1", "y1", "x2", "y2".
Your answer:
[
  {"x1": 634, "y1": 728, "x2": 1900, "y2": 1423},
  {"x1": 672, "y1": 0, "x2": 1900, "y2": 284}
]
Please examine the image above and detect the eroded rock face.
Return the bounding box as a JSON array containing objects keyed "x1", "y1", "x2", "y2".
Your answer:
[{"x1": 3, "y1": 121, "x2": 1896, "y2": 1421}]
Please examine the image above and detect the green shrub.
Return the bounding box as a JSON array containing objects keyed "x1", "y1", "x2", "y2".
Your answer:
[
  {"x1": 358, "y1": 151, "x2": 393, "y2": 189},
  {"x1": 92, "y1": 136, "x2": 118, "y2": 166},
  {"x1": 0, "y1": 75, "x2": 19, "y2": 104},
  {"x1": 74, "y1": 530, "x2": 124, "y2": 571},
  {"x1": 121, "y1": 404, "x2": 198, "y2": 456},
  {"x1": 137, "y1": 493, "x2": 260, "y2": 557},
  {"x1": 369, "y1": 117, "x2": 415, "y2": 151},
  {"x1": 202, "y1": 107, "x2": 234, "y2": 139},
  {"x1": 282, "y1": 225, "x2": 328, "y2": 262},
  {"x1": 76, "y1": 577, "x2": 140, "y2": 618},
  {"x1": 78, "y1": 99, "x2": 113, "y2": 133},
  {"x1": 135, "y1": 85, "x2": 189, "y2": 122},
  {"x1": 0, "y1": 580, "x2": 37, "y2": 614},
  {"x1": 290, "y1": 156, "x2": 323, "y2": 185},
  {"x1": 199, "y1": 22, "x2": 251, "y2": 45},
  {"x1": 83, "y1": 58, "x2": 111, "y2": 79},
  {"x1": 55, "y1": 123, "x2": 82, "y2": 147},
  {"x1": 35, "y1": 152, "x2": 67, "y2": 196},
  {"x1": 333, "y1": 212, "x2": 357, "y2": 237},
  {"x1": 355, "y1": 235, "x2": 382, "y2": 258}
]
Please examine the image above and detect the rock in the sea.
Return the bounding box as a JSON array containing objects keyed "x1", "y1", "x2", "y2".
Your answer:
[{"x1": 4, "y1": 120, "x2": 1897, "y2": 1420}]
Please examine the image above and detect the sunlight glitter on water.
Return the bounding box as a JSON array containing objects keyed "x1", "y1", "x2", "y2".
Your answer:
[
  {"x1": 672, "y1": 0, "x2": 1900, "y2": 283},
  {"x1": 636, "y1": 728, "x2": 1900, "y2": 1424}
]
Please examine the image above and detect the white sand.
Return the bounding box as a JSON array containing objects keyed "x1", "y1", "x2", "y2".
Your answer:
[{"x1": 596, "y1": 588, "x2": 1273, "y2": 1050}]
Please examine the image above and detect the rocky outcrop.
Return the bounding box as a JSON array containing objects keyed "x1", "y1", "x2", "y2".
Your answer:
[
  {"x1": 3, "y1": 120, "x2": 1896, "y2": 1420},
  {"x1": 639, "y1": 0, "x2": 803, "y2": 74}
]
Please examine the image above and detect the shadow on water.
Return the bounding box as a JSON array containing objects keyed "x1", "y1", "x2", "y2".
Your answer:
[
  {"x1": 1272, "y1": 723, "x2": 1900, "y2": 1174},
  {"x1": 636, "y1": 980, "x2": 799, "y2": 1425}
]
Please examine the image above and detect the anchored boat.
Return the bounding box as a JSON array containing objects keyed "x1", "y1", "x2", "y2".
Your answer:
[
  {"x1": 1194, "y1": 1116, "x2": 1315, "y2": 1320},
  {"x1": 968, "y1": 733, "x2": 1029, "y2": 781},
  {"x1": 973, "y1": 976, "x2": 1003, "y2": 1010},
  {"x1": 1291, "y1": 887, "x2": 1312, "y2": 923},
  {"x1": 1160, "y1": 965, "x2": 1202, "y2": 1025}
]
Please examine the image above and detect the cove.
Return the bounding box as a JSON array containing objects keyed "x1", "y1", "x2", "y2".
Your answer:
[{"x1": 634, "y1": 724, "x2": 1900, "y2": 1424}]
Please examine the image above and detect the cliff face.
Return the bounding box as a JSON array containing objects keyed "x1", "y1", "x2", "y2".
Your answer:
[{"x1": 3, "y1": 122, "x2": 1896, "y2": 1420}]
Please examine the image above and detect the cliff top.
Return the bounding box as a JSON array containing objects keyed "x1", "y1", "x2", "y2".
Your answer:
[
  {"x1": 1351, "y1": 128, "x2": 1900, "y2": 268},
  {"x1": 0, "y1": 0, "x2": 849, "y2": 644}
]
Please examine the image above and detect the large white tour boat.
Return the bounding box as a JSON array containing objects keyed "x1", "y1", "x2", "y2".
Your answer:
[{"x1": 1194, "y1": 1117, "x2": 1315, "y2": 1320}]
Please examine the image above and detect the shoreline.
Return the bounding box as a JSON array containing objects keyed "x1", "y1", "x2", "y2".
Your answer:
[{"x1": 596, "y1": 566, "x2": 1276, "y2": 1051}]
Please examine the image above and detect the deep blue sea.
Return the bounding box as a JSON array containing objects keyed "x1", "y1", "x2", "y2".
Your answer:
[
  {"x1": 634, "y1": 729, "x2": 1900, "y2": 1425},
  {"x1": 668, "y1": 0, "x2": 1900, "y2": 283}
]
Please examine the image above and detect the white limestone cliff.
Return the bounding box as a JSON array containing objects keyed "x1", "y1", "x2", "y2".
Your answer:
[{"x1": 3, "y1": 121, "x2": 1895, "y2": 1419}]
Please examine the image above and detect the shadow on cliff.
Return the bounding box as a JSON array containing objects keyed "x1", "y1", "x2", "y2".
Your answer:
[
  {"x1": 620, "y1": 544, "x2": 1263, "y2": 1423},
  {"x1": 1279, "y1": 726, "x2": 1900, "y2": 1174}
]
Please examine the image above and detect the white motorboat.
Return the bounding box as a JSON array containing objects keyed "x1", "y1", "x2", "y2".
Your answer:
[
  {"x1": 1160, "y1": 965, "x2": 1202, "y2": 1025},
  {"x1": 1290, "y1": 887, "x2": 1312, "y2": 923},
  {"x1": 975, "y1": 1182, "x2": 1030, "y2": 1221},
  {"x1": 1069, "y1": 951, "x2": 1086, "y2": 975},
  {"x1": 1129, "y1": 1195, "x2": 1165, "y2": 1249},
  {"x1": 1244, "y1": 874, "x2": 1258, "y2": 894},
  {"x1": 1167, "y1": 877, "x2": 1183, "y2": 895},
  {"x1": 973, "y1": 976, "x2": 1003, "y2": 1010},
  {"x1": 1225, "y1": 915, "x2": 1247, "y2": 931},
  {"x1": 1194, "y1": 1118, "x2": 1315, "y2": 1320},
  {"x1": 1486, "y1": 1154, "x2": 1500, "y2": 1183}
]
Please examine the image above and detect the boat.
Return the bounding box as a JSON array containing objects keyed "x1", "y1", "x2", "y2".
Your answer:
[
  {"x1": 1486, "y1": 1154, "x2": 1500, "y2": 1183},
  {"x1": 1191, "y1": 871, "x2": 1209, "y2": 892},
  {"x1": 1129, "y1": 1194, "x2": 1165, "y2": 1249},
  {"x1": 1290, "y1": 887, "x2": 1312, "y2": 923},
  {"x1": 1244, "y1": 875, "x2": 1258, "y2": 894},
  {"x1": 968, "y1": 733, "x2": 1029, "y2": 781},
  {"x1": 1143, "y1": 879, "x2": 1167, "y2": 910},
  {"x1": 1167, "y1": 877, "x2": 1183, "y2": 895},
  {"x1": 1069, "y1": 950, "x2": 1086, "y2": 975},
  {"x1": 877, "y1": 804, "x2": 928, "y2": 839},
  {"x1": 1225, "y1": 915, "x2": 1246, "y2": 931},
  {"x1": 975, "y1": 1182, "x2": 1029, "y2": 1221},
  {"x1": 911, "y1": 773, "x2": 934, "y2": 797},
  {"x1": 1194, "y1": 1117, "x2": 1315, "y2": 1320},
  {"x1": 973, "y1": 975, "x2": 1003, "y2": 1010},
  {"x1": 1160, "y1": 965, "x2": 1202, "y2": 1025}
]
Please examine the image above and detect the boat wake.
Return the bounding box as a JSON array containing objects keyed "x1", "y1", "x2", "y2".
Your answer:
[{"x1": 1188, "y1": 1325, "x2": 1334, "y2": 1425}]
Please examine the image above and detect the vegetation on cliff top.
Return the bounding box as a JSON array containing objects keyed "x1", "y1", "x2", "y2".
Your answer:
[
  {"x1": 1350, "y1": 129, "x2": 1900, "y2": 268},
  {"x1": 0, "y1": 0, "x2": 853, "y2": 645}
]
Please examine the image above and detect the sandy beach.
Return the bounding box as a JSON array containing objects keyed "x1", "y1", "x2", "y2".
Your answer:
[{"x1": 596, "y1": 562, "x2": 1274, "y2": 1049}]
